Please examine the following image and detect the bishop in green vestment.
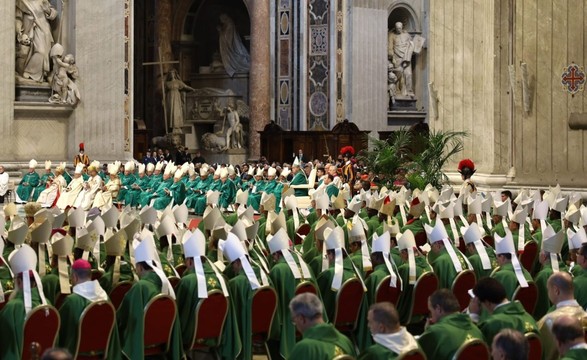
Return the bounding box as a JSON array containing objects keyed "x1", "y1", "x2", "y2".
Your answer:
[
  {"x1": 0, "y1": 272, "x2": 46, "y2": 359},
  {"x1": 490, "y1": 255, "x2": 533, "y2": 300},
  {"x1": 289, "y1": 292, "x2": 357, "y2": 359},
  {"x1": 268, "y1": 248, "x2": 319, "y2": 359},
  {"x1": 58, "y1": 260, "x2": 122, "y2": 359},
  {"x1": 418, "y1": 289, "x2": 484, "y2": 360},
  {"x1": 289, "y1": 164, "x2": 308, "y2": 197},
  {"x1": 139, "y1": 172, "x2": 173, "y2": 208},
  {"x1": 116, "y1": 262, "x2": 183, "y2": 359},
  {"x1": 468, "y1": 277, "x2": 538, "y2": 344},
  {"x1": 16, "y1": 167, "x2": 40, "y2": 202},
  {"x1": 153, "y1": 174, "x2": 186, "y2": 210}
]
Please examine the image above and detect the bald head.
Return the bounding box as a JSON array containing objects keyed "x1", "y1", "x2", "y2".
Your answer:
[
  {"x1": 552, "y1": 316, "x2": 586, "y2": 354},
  {"x1": 548, "y1": 272, "x2": 574, "y2": 295}
]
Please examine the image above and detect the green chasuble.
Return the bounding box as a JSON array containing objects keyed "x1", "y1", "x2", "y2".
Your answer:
[
  {"x1": 0, "y1": 287, "x2": 45, "y2": 359},
  {"x1": 194, "y1": 180, "x2": 222, "y2": 215},
  {"x1": 98, "y1": 260, "x2": 135, "y2": 293},
  {"x1": 491, "y1": 221, "x2": 506, "y2": 237},
  {"x1": 396, "y1": 256, "x2": 432, "y2": 324},
  {"x1": 467, "y1": 246, "x2": 498, "y2": 280},
  {"x1": 561, "y1": 347, "x2": 587, "y2": 360},
  {"x1": 116, "y1": 271, "x2": 183, "y2": 360},
  {"x1": 219, "y1": 178, "x2": 237, "y2": 209},
  {"x1": 476, "y1": 301, "x2": 538, "y2": 344},
  {"x1": 398, "y1": 218, "x2": 424, "y2": 236},
  {"x1": 184, "y1": 176, "x2": 213, "y2": 211},
  {"x1": 534, "y1": 260, "x2": 567, "y2": 319},
  {"x1": 364, "y1": 263, "x2": 393, "y2": 306},
  {"x1": 117, "y1": 173, "x2": 136, "y2": 202},
  {"x1": 268, "y1": 256, "x2": 319, "y2": 359},
  {"x1": 290, "y1": 171, "x2": 308, "y2": 197},
  {"x1": 176, "y1": 264, "x2": 241, "y2": 359},
  {"x1": 289, "y1": 323, "x2": 357, "y2": 360},
  {"x1": 490, "y1": 262, "x2": 533, "y2": 300},
  {"x1": 0, "y1": 265, "x2": 14, "y2": 292},
  {"x1": 138, "y1": 177, "x2": 173, "y2": 208},
  {"x1": 246, "y1": 180, "x2": 265, "y2": 211},
  {"x1": 41, "y1": 267, "x2": 65, "y2": 306},
  {"x1": 228, "y1": 267, "x2": 272, "y2": 360},
  {"x1": 417, "y1": 313, "x2": 484, "y2": 360},
  {"x1": 317, "y1": 256, "x2": 371, "y2": 351},
  {"x1": 58, "y1": 290, "x2": 122, "y2": 359},
  {"x1": 153, "y1": 180, "x2": 186, "y2": 210},
  {"x1": 16, "y1": 171, "x2": 40, "y2": 202},
  {"x1": 573, "y1": 267, "x2": 587, "y2": 309},
  {"x1": 429, "y1": 246, "x2": 470, "y2": 289},
  {"x1": 358, "y1": 343, "x2": 405, "y2": 360},
  {"x1": 124, "y1": 174, "x2": 151, "y2": 207},
  {"x1": 33, "y1": 171, "x2": 54, "y2": 201}
]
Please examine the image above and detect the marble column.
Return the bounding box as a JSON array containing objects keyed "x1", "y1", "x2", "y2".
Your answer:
[
  {"x1": 245, "y1": 0, "x2": 270, "y2": 160},
  {"x1": 0, "y1": 2, "x2": 15, "y2": 161}
]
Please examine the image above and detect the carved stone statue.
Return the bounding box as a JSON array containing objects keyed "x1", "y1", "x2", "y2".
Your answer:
[
  {"x1": 388, "y1": 22, "x2": 415, "y2": 98},
  {"x1": 166, "y1": 69, "x2": 195, "y2": 131},
  {"x1": 48, "y1": 43, "x2": 81, "y2": 105},
  {"x1": 388, "y1": 61, "x2": 398, "y2": 105},
  {"x1": 217, "y1": 13, "x2": 250, "y2": 77},
  {"x1": 15, "y1": 0, "x2": 59, "y2": 83},
  {"x1": 201, "y1": 98, "x2": 249, "y2": 152}
]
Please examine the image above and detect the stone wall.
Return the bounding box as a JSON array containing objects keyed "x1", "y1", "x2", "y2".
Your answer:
[
  {"x1": 0, "y1": 1, "x2": 129, "y2": 163},
  {"x1": 430, "y1": 0, "x2": 587, "y2": 188}
]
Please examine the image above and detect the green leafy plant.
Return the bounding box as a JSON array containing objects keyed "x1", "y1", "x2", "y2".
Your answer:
[
  {"x1": 357, "y1": 128, "x2": 413, "y2": 187},
  {"x1": 359, "y1": 128, "x2": 467, "y2": 191},
  {"x1": 409, "y1": 130, "x2": 467, "y2": 189}
]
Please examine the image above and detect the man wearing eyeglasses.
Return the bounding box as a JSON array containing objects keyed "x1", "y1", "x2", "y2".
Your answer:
[{"x1": 288, "y1": 293, "x2": 356, "y2": 359}]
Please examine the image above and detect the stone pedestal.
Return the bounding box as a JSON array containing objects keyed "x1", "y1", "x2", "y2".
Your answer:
[
  {"x1": 391, "y1": 97, "x2": 418, "y2": 111},
  {"x1": 15, "y1": 84, "x2": 52, "y2": 102},
  {"x1": 182, "y1": 124, "x2": 199, "y2": 150},
  {"x1": 201, "y1": 148, "x2": 247, "y2": 165}
]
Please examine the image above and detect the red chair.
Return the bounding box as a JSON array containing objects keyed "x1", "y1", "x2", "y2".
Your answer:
[
  {"x1": 525, "y1": 332, "x2": 542, "y2": 360},
  {"x1": 91, "y1": 269, "x2": 104, "y2": 281},
  {"x1": 519, "y1": 240, "x2": 538, "y2": 273},
  {"x1": 74, "y1": 301, "x2": 116, "y2": 360},
  {"x1": 295, "y1": 281, "x2": 318, "y2": 295},
  {"x1": 175, "y1": 263, "x2": 187, "y2": 277},
  {"x1": 295, "y1": 223, "x2": 311, "y2": 245},
  {"x1": 168, "y1": 276, "x2": 181, "y2": 291},
  {"x1": 187, "y1": 290, "x2": 229, "y2": 353},
  {"x1": 405, "y1": 272, "x2": 439, "y2": 325},
  {"x1": 451, "y1": 269, "x2": 477, "y2": 311},
  {"x1": 54, "y1": 292, "x2": 69, "y2": 309},
  {"x1": 397, "y1": 348, "x2": 427, "y2": 360},
  {"x1": 375, "y1": 275, "x2": 401, "y2": 305},
  {"x1": 143, "y1": 294, "x2": 177, "y2": 357},
  {"x1": 22, "y1": 305, "x2": 60, "y2": 360},
  {"x1": 108, "y1": 281, "x2": 133, "y2": 310},
  {"x1": 333, "y1": 278, "x2": 364, "y2": 333},
  {"x1": 512, "y1": 283, "x2": 539, "y2": 314},
  {"x1": 251, "y1": 286, "x2": 278, "y2": 356},
  {"x1": 452, "y1": 338, "x2": 490, "y2": 360},
  {"x1": 483, "y1": 235, "x2": 494, "y2": 248},
  {"x1": 414, "y1": 232, "x2": 427, "y2": 247}
]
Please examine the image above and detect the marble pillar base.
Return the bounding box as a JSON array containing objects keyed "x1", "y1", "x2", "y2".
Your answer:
[{"x1": 201, "y1": 148, "x2": 248, "y2": 165}]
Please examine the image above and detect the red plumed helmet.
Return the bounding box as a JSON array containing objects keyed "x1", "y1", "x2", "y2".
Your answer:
[
  {"x1": 340, "y1": 146, "x2": 355, "y2": 156},
  {"x1": 79, "y1": 142, "x2": 85, "y2": 151},
  {"x1": 459, "y1": 159, "x2": 476, "y2": 175}
]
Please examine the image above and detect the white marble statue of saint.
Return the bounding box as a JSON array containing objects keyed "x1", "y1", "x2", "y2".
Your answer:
[
  {"x1": 48, "y1": 44, "x2": 81, "y2": 105},
  {"x1": 166, "y1": 69, "x2": 195, "y2": 130},
  {"x1": 388, "y1": 22, "x2": 415, "y2": 98},
  {"x1": 217, "y1": 13, "x2": 250, "y2": 77},
  {"x1": 15, "y1": 0, "x2": 59, "y2": 82}
]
